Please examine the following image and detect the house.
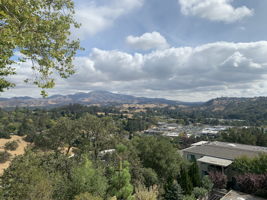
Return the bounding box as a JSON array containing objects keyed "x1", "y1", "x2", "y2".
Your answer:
[
  {"x1": 182, "y1": 141, "x2": 267, "y2": 176},
  {"x1": 220, "y1": 190, "x2": 267, "y2": 200}
]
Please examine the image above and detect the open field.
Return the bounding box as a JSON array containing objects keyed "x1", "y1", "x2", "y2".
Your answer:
[{"x1": 0, "y1": 135, "x2": 29, "y2": 175}]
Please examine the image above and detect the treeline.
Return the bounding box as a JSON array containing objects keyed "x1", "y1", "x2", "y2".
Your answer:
[
  {"x1": 0, "y1": 104, "x2": 156, "y2": 139},
  {"x1": 220, "y1": 127, "x2": 267, "y2": 147},
  {"x1": 0, "y1": 109, "x2": 213, "y2": 200}
]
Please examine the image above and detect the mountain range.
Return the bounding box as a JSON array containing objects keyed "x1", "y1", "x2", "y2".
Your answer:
[{"x1": 0, "y1": 91, "x2": 194, "y2": 108}]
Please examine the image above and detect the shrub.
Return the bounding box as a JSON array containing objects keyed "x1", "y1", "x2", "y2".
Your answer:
[
  {"x1": 202, "y1": 176, "x2": 214, "y2": 192},
  {"x1": 135, "y1": 185, "x2": 158, "y2": 200},
  {"x1": 4, "y1": 141, "x2": 19, "y2": 151},
  {"x1": 74, "y1": 192, "x2": 103, "y2": 200},
  {"x1": 0, "y1": 132, "x2": 11, "y2": 139},
  {"x1": 192, "y1": 187, "x2": 208, "y2": 199},
  {"x1": 182, "y1": 195, "x2": 196, "y2": 200},
  {"x1": 235, "y1": 173, "x2": 267, "y2": 195},
  {"x1": 209, "y1": 171, "x2": 227, "y2": 189},
  {"x1": 0, "y1": 151, "x2": 11, "y2": 163}
]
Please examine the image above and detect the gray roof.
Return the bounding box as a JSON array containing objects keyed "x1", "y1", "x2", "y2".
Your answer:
[
  {"x1": 182, "y1": 141, "x2": 267, "y2": 161},
  {"x1": 221, "y1": 190, "x2": 267, "y2": 200}
]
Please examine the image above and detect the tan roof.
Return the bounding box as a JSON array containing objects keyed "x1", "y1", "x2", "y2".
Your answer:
[
  {"x1": 182, "y1": 141, "x2": 267, "y2": 161},
  {"x1": 197, "y1": 156, "x2": 232, "y2": 167},
  {"x1": 221, "y1": 190, "x2": 267, "y2": 200}
]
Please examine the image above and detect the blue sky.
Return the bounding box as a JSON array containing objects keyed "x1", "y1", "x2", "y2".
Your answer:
[{"x1": 4, "y1": 0, "x2": 267, "y2": 101}]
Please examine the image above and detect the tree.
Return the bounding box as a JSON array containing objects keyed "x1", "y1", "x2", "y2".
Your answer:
[
  {"x1": 192, "y1": 187, "x2": 208, "y2": 199},
  {"x1": 79, "y1": 114, "x2": 117, "y2": 160},
  {"x1": 188, "y1": 161, "x2": 201, "y2": 187},
  {"x1": 108, "y1": 161, "x2": 134, "y2": 200},
  {"x1": 4, "y1": 140, "x2": 19, "y2": 151},
  {"x1": 208, "y1": 171, "x2": 227, "y2": 189},
  {"x1": 142, "y1": 168, "x2": 159, "y2": 188},
  {"x1": 71, "y1": 156, "x2": 108, "y2": 198},
  {"x1": 47, "y1": 117, "x2": 80, "y2": 154},
  {"x1": 163, "y1": 180, "x2": 183, "y2": 200},
  {"x1": 1, "y1": 150, "x2": 72, "y2": 200},
  {"x1": 202, "y1": 176, "x2": 213, "y2": 193},
  {"x1": 179, "y1": 166, "x2": 193, "y2": 195},
  {"x1": 235, "y1": 173, "x2": 267, "y2": 197},
  {"x1": 0, "y1": 0, "x2": 81, "y2": 96},
  {"x1": 74, "y1": 193, "x2": 103, "y2": 200},
  {"x1": 1, "y1": 152, "x2": 53, "y2": 200},
  {"x1": 135, "y1": 185, "x2": 158, "y2": 200},
  {"x1": 231, "y1": 154, "x2": 267, "y2": 174},
  {"x1": 133, "y1": 136, "x2": 181, "y2": 181}
]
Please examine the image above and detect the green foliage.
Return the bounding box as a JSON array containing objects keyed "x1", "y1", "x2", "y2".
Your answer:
[
  {"x1": 163, "y1": 180, "x2": 183, "y2": 200},
  {"x1": 192, "y1": 187, "x2": 208, "y2": 199},
  {"x1": 4, "y1": 140, "x2": 19, "y2": 151},
  {"x1": 188, "y1": 161, "x2": 201, "y2": 187},
  {"x1": 74, "y1": 192, "x2": 103, "y2": 200},
  {"x1": 133, "y1": 136, "x2": 181, "y2": 180},
  {"x1": 134, "y1": 185, "x2": 159, "y2": 200},
  {"x1": 46, "y1": 117, "x2": 80, "y2": 153},
  {"x1": 18, "y1": 118, "x2": 35, "y2": 136},
  {"x1": 1, "y1": 153, "x2": 53, "y2": 200},
  {"x1": 182, "y1": 195, "x2": 196, "y2": 200},
  {"x1": 0, "y1": 0, "x2": 81, "y2": 95},
  {"x1": 71, "y1": 156, "x2": 108, "y2": 198},
  {"x1": 108, "y1": 162, "x2": 134, "y2": 200},
  {"x1": 141, "y1": 168, "x2": 159, "y2": 187},
  {"x1": 179, "y1": 166, "x2": 193, "y2": 195},
  {"x1": 209, "y1": 171, "x2": 227, "y2": 189},
  {"x1": 1, "y1": 150, "x2": 74, "y2": 200},
  {"x1": 0, "y1": 151, "x2": 11, "y2": 163},
  {"x1": 231, "y1": 154, "x2": 267, "y2": 174},
  {"x1": 0, "y1": 131, "x2": 10, "y2": 139},
  {"x1": 220, "y1": 127, "x2": 267, "y2": 146},
  {"x1": 202, "y1": 176, "x2": 214, "y2": 192}
]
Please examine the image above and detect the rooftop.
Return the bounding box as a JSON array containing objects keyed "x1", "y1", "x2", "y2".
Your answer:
[
  {"x1": 221, "y1": 190, "x2": 267, "y2": 200},
  {"x1": 182, "y1": 141, "x2": 267, "y2": 160}
]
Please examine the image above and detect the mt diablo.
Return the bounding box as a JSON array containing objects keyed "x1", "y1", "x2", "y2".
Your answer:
[
  {"x1": 0, "y1": 91, "x2": 185, "y2": 108},
  {"x1": 0, "y1": 91, "x2": 265, "y2": 110}
]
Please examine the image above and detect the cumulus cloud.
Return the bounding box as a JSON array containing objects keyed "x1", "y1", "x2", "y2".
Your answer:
[
  {"x1": 74, "y1": 0, "x2": 143, "y2": 38},
  {"x1": 4, "y1": 41, "x2": 267, "y2": 101},
  {"x1": 126, "y1": 32, "x2": 170, "y2": 50},
  {"x1": 178, "y1": 0, "x2": 254, "y2": 23}
]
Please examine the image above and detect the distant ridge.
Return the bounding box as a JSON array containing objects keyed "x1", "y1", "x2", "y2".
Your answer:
[{"x1": 0, "y1": 90, "x2": 195, "y2": 108}]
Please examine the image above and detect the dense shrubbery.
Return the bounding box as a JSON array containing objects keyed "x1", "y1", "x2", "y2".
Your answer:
[
  {"x1": 231, "y1": 154, "x2": 267, "y2": 174},
  {"x1": 0, "y1": 151, "x2": 11, "y2": 163},
  {"x1": 208, "y1": 171, "x2": 227, "y2": 189},
  {"x1": 235, "y1": 173, "x2": 267, "y2": 197},
  {"x1": 220, "y1": 127, "x2": 267, "y2": 147},
  {"x1": 4, "y1": 141, "x2": 19, "y2": 151}
]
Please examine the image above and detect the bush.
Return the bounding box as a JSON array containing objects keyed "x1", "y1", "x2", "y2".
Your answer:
[
  {"x1": 0, "y1": 151, "x2": 11, "y2": 163},
  {"x1": 74, "y1": 192, "x2": 103, "y2": 200},
  {"x1": 192, "y1": 187, "x2": 208, "y2": 199},
  {"x1": 202, "y1": 176, "x2": 214, "y2": 192},
  {"x1": 0, "y1": 132, "x2": 11, "y2": 139},
  {"x1": 183, "y1": 195, "x2": 196, "y2": 200},
  {"x1": 4, "y1": 141, "x2": 19, "y2": 151},
  {"x1": 135, "y1": 185, "x2": 158, "y2": 200},
  {"x1": 235, "y1": 173, "x2": 267, "y2": 195},
  {"x1": 209, "y1": 171, "x2": 227, "y2": 189}
]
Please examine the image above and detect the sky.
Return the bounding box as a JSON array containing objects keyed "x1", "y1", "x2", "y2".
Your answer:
[{"x1": 3, "y1": 0, "x2": 267, "y2": 101}]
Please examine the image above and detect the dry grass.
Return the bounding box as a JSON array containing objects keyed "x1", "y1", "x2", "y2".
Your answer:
[{"x1": 0, "y1": 135, "x2": 29, "y2": 175}]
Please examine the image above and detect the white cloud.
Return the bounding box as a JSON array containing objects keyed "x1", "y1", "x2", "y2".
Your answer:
[
  {"x1": 126, "y1": 32, "x2": 170, "y2": 50},
  {"x1": 74, "y1": 0, "x2": 143, "y2": 38},
  {"x1": 178, "y1": 0, "x2": 254, "y2": 23},
  {"x1": 4, "y1": 41, "x2": 267, "y2": 101}
]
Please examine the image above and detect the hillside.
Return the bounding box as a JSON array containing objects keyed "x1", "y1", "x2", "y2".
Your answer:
[
  {"x1": 0, "y1": 91, "x2": 187, "y2": 108},
  {"x1": 184, "y1": 97, "x2": 267, "y2": 125}
]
